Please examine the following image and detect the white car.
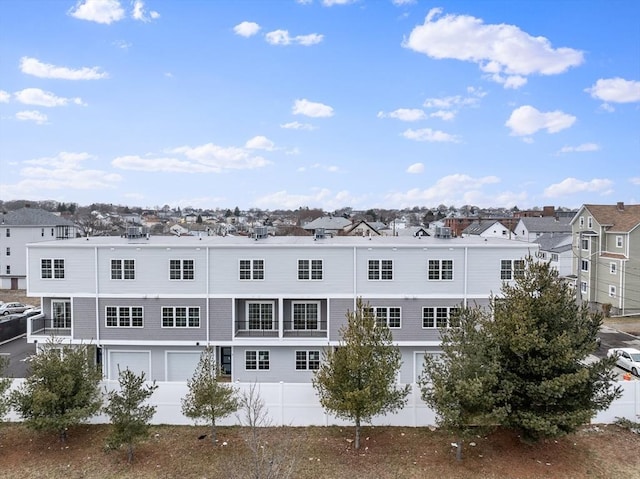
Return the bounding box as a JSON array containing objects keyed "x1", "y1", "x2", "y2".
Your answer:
[{"x1": 607, "y1": 348, "x2": 640, "y2": 377}]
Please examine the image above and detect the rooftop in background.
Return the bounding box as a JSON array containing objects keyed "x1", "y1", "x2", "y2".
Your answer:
[{"x1": 1, "y1": 206, "x2": 76, "y2": 227}]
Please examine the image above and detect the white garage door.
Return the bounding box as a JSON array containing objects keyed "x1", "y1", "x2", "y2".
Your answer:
[
  {"x1": 166, "y1": 351, "x2": 201, "y2": 381},
  {"x1": 109, "y1": 351, "x2": 151, "y2": 380}
]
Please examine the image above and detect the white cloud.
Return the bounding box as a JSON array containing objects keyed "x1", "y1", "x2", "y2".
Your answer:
[
  {"x1": 322, "y1": 0, "x2": 357, "y2": 5},
  {"x1": 377, "y1": 108, "x2": 426, "y2": 122},
  {"x1": 557, "y1": 143, "x2": 600, "y2": 154},
  {"x1": 430, "y1": 110, "x2": 455, "y2": 121},
  {"x1": 280, "y1": 121, "x2": 316, "y2": 130},
  {"x1": 20, "y1": 57, "x2": 108, "y2": 80},
  {"x1": 265, "y1": 30, "x2": 323, "y2": 46},
  {"x1": 16, "y1": 110, "x2": 48, "y2": 124},
  {"x1": 422, "y1": 88, "x2": 486, "y2": 120},
  {"x1": 113, "y1": 142, "x2": 272, "y2": 173},
  {"x1": 392, "y1": 0, "x2": 416, "y2": 5},
  {"x1": 234, "y1": 21, "x2": 261, "y2": 37},
  {"x1": 505, "y1": 105, "x2": 575, "y2": 136},
  {"x1": 407, "y1": 163, "x2": 424, "y2": 174},
  {"x1": 543, "y1": 177, "x2": 614, "y2": 197},
  {"x1": 403, "y1": 8, "x2": 583, "y2": 88},
  {"x1": 292, "y1": 99, "x2": 334, "y2": 118},
  {"x1": 585, "y1": 78, "x2": 640, "y2": 104},
  {"x1": 132, "y1": 0, "x2": 159, "y2": 22},
  {"x1": 68, "y1": 0, "x2": 125, "y2": 24},
  {"x1": 0, "y1": 90, "x2": 10, "y2": 103},
  {"x1": 255, "y1": 188, "x2": 363, "y2": 210},
  {"x1": 630, "y1": 177, "x2": 640, "y2": 186},
  {"x1": 14, "y1": 88, "x2": 85, "y2": 107},
  {"x1": 402, "y1": 128, "x2": 460, "y2": 143},
  {"x1": 245, "y1": 136, "x2": 275, "y2": 150},
  {"x1": 113, "y1": 40, "x2": 132, "y2": 50}
]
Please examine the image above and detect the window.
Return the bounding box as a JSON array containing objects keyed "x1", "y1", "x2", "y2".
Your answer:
[
  {"x1": 162, "y1": 306, "x2": 200, "y2": 328},
  {"x1": 581, "y1": 260, "x2": 589, "y2": 272},
  {"x1": 5, "y1": 266, "x2": 10, "y2": 274},
  {"x1": 579, "y1": 217, "x2": 584, "y2": 228},
  {"x1": 5, "y1": 247, "x2": 9, "y2": 256},
  {"x1": 368, "y1": 259, "x2": 393, "y2": 280},
  {"x1": 428, "y1": 259, "x2": 453, "y2": 280},
  {"x1": 366, "y1": 306, "x2": 401, "y2": 328},
  {"x1": 5, "y1": 229, "x2": 9, "y2": 237},
  {"x1": 296, "y1": 350, "x2": 320, "y2": 370},
  {"x1": 298, "y1": 259, "x2": 323, "y2": 280},
  {"x1": 423, "y1": 307, "x2": 459, "y2": 328},
  {"x1": 111, "y1": 259, "x2": 135, "y2": 280},
  {"x1": 551, "y1": 253, "x2": 559, "y2": 262},
  {"x1": 610, "y1": 263, "x2": 617, "y2": 275},
  {"x1": 500, "y1": 259, "x2": 524, "y2": 280},
  {"x1": 609, "y1": 285, "x2": 616, "y2": 298},
  {"x1": 41, "y1": 259, "x2": 65, "y2": 279},
  {"x1": 169, "y1": 259, "x2": 194, "y2": 280},
  {"x1": 106, "y1": 306, "x2": 143, "y2": 327},
  {"x1": 239, "y1": 259, "x2": 264, "y2": 280},
  {"x1": 52, "y1": 300, "x2": 71, "y2": 328},
  {"x1": 292, "y1": 302, "x2": 319, "y2": 330},
  {"x1": 587, "y1": 217, "x2": 593, "y2": 228},
  {"x1": 247, "y1": 302, "x2": 274, "y2": 330},
  {"x1": 246, "y1": 350, "x2": 269, "y2": 370},
  {"x1": 616, "y1": 236, "x2": 623, "y2": 248},
  {"x1": 580, "y1": 281, "x2": 587, "y2": 294},
  {"x1": 41, "y1": 228, "x2": 45, "y2": 237},
  {"x1": 581, "y1": 238, "x2": 589, "y2": 250}
]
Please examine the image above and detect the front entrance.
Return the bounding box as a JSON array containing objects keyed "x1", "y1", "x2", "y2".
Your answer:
[
  {"x1": 220, "y1": 346, "x2": 232, "y2": 377},
  {"x1": 10, "y1": 278, "x2": 18, "y2": 290}
]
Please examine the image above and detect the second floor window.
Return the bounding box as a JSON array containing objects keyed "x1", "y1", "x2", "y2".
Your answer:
[
  {"x1": 298, "y1": 259, "x2": 323, "y2": 280},
  {"x1": 616, "y1": 236, "x2": 623, "y2": 248},
  {"x1": 169, "y1": 259, "x2": 194, "y2": 280},
  {"x1": 111, "y1": 259, "x2": 135, "y2": 280},
  {"x1": 240, "y1": 259, "x2": 264, "y2": 280},
  {"x1": 423, "y1": 306, "x2": 459, "y2": 328},
  {"x1": 368, "y1": 259, "x2": 393, "y2": 280},
  {"x1": 610, "y1": 263, "x2": 617, "y2": 274},
  {"x1": 106, "y1": 306, "x2": 143, "y2": 327},
  {"x1": 162, "y1": 306, "x2": 200, "y2": 328},
  {"x1": 365, "y1": 306, "x2": 401, "y2": 328},
  {"x1": 609, "y1": 285, "x2": 616, "y2": 298},
  {"x1": 5, "y1": 247, "x2": 9, "y2": 256},
  {"x1": 5, "y1": 229, "x2": 9, "y2": 237},
  {"x1": 42, "y1": 258, "x2": 65, "y2": 279},
  {"x1": 428, "y1": 259, "x2": 453, "y2": 280},
  {"x1": 581, "y1": 238, "x2": 589, "y2": 250},
  {"x1": 5, "y1": 265, "x2": 9, "y2": 274},
  {"x1": 500, "y1": 259, "x2": 524, "y2": 280},
  {"x1": 247, "y1": 302, "x2": 274, "y2": 330},
  {"x1": 292, "y1": 302, "x2": 319, "y2": 330},
  {"x1": 581, "y1": 260, "x2": 589, "y2": 272}
]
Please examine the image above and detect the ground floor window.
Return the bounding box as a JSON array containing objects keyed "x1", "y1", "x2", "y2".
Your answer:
[
  {"x1": 295, "y1": 350, "x2": 320, "y2": 370},
  {"x1": 246, "y1": 350, "x2": 269, "y2": 370}
]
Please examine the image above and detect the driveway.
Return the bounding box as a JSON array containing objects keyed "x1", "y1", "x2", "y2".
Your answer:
[{"x1": 0, "y1": 336, "x2": 35, "y2": 379}]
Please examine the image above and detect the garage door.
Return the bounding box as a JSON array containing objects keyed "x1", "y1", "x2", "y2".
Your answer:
[
  {"x1": 109, "y1": 351, "x2": 151, "y2": 380},
  {"x1": 166, "y1": 351, "x2": 201, "y2": 381}
]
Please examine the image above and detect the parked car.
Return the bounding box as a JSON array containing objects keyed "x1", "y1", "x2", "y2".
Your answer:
[
  {"x1": 0, "y1": 302, "x2": 30, "y2": 316},
  {"x1": 607, "y1": 348, "x2": 640, "y2": 376}
]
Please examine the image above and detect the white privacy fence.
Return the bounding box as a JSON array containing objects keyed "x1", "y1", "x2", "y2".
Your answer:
[{"x1": 4, "y1": 379, "x2": 639, "y2": 426}]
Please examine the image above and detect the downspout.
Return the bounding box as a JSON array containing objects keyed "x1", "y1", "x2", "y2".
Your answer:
[
  {"x1": 463, "y1": 247, "x2": 468, "y2": 308},
  {"x1": 353, "y1": 246, "x2": 357, "y2": 310},
  {"x1": 206, "y1": 246, "x2": 210, "y2": 345},
  {"x1": 94, "y1": 245, "x2": 100, "y2": 345}
]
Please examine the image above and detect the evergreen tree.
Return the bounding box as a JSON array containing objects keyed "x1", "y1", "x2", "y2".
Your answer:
[
  {"x1": 312, "y1": 298, "x2": 410, "y2": 449},
  {"x1": 0, "y1": 355, "x2": 11, "y2": 422},
  {"x1": 11, "y1": 343, "x2": 102, "y2": 441},
  {"x1": 181, "y1": 347, "x2": 239, "y2": 443},
  {"x1": 103, "y1": 367, "x2": 158, "y2": 463}
]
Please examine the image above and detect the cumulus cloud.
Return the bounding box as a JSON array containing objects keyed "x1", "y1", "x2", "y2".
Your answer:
[
  {"x1": 131, "y1": 0, "x2": 159, "y2": 22},
  {"x1": 245, "y1": 135, "x2": 275, "y2": 150},
  {"x1": 0, "y1": 90, "x2": 10, "y2": 103},
  {"x1": 292, "y1": 99, "x2": 334, "y2": 118},
  {"x1": 406, "y1": 163, "x2": 424, "y2": 174},
  {"x1": 14, "y1": 88, "x2": 85, "y2": 107},
  {"x1": 255, "y1": 188, "x2": 363, "y2": 210},
  {"x1": 585, "y1": 78, "x2": 640, "y2": 108},
  {"x1": 322, "y1": 0, "x2": 357, "y2": 5},
  {"x1": 68, "y1": 0, "x2": 125, "y2": 24},
  {"x1": 557, "y1": 143, "x2": 600, "y2": 154},
  {"x1": 505, "y1": 105, "x2": 575, "y2": 136},
  {"x1": 403, "y1": 8, "x2": 583, "y2": 88},
  {"x1": 265, "y1": 30, "x2": 323, "y2": 46},
  {"x1": 377, "y1": 108, "x2": 426, "y2": 122},
  {"x1": 402, "y1": 127, "x2": 460, "y2": 143},
  {"x1": 20, "y1": 57, "x2": 108, "y2": 80},
  {"x1": 112, "y1": 142, "x2": 272, "y2": 173},
  {"x1": 16, "y1": 110, "x2": 48, "y2": 124},
  {"x1": 234, "y1": 21, "x2": 261, "y2": 37},
  {"x1": 280, "y1": 121, "x2": 316, "y2": 130},
  {"x1": 543, "y1": 177, "x2": 614, "y2": 197},
  {"x1": 392, "y1": 0, "x2": 416, "y2": 5},
  {"x1": 422, "y1": 87, "x2": 486, "y2": 120}
]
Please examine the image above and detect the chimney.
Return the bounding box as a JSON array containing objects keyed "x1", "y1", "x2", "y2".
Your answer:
[{"x1": 617, "y1": 201, "x2": 624, "y2": 211}]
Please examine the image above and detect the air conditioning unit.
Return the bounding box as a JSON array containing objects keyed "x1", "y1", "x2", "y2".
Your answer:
[
  {"x1": 254, "y1": 226, "x2": 268, "y2": 239},
  {"x1": 434, "y1": 226, "x2": 452, "y2": 239},
  {"x1": 315, "y1": 228, "x2": 325, "y2": 240}
]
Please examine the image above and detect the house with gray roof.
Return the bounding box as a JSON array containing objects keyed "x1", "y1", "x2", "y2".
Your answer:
[
  {"x1": 513, "y1": 216, "x2": 571, "y2": 242},
  {"x1": 461, "y1": 220, "x2": 515, "y2": 239},
  {"x1": 0, "y1": 206, "x2": 77, "y2": 290},
  {"x1": 302, "y1": 215, "x2": 352, "y2": 236},
  {"x1": 534, "y1": 232, "x2": 573, "y2": 278}
]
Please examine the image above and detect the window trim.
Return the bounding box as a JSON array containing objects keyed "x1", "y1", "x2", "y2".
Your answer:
[
  {"x1": 111, "y1": 259, "x2": 136, "y2": 280},
  {"x1": 616, "y1": 236, "x2": 623, "y2": 248},
  {"x1": 295, "y1": 350, "x2": 320, "y2": 371},
  {"x1": 608, "y1": 285, "x2": 616, "y2": 298},
  {"x1": 52, "y1": 299, "x2": 72, "y2": 328},
  {"x1": 291, "y1": 301, "x2": 320, "y2": 330},
  {"x1": 368, "y1": 259, "x2": 393, "y2": 281},
  {"x1": 245, "y1": 350, "x2": 270, "y2": 370},
  {"x1": 365, "y1": 306, "x2": 402, "y2": 329},
  {"x1": 41, "y1": 258, "x2": 65, "y2": 280},
  {"x1": 239, "y1": 259, "x2": 265, "y2": 281},
  {"x1": 610, "y1": 262, "x2": 617, "y2": 275},
  {"x1": 500, "y1": 259, "x2": 524, "y2": 280},
  {"x1": 581, "y1": 259, "x2": 589, "y2": 272},
  {"x1": 422, "y1": 306, "x2": 459, "y2": 329},
  {"x1": 297, "y1": 259, "x2": 323, "y2": 281},
  {"x1": 246, "y1": 301, "x2": 275, "y2": 330},
  {"x1": 169, "y1": 259, "x2": 195, "y2": 281},
  {"x1": 161, "y1": 306, "x2": 200, "y2": 328},
  {"x1": 106, "y1": 306, "x2": 144, "y2": 328},
  {"x1": 428, "y1": 259, "x2": 454, "y2": 281}
]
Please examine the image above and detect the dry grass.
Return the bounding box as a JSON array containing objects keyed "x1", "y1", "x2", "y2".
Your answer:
[{"x1": 0, "y1": 423, "x2": 639, "y2": 479}]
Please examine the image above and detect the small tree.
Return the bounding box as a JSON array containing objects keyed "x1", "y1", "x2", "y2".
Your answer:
[
  {"x1": 11, "y1": 342, "x2": 102, "y2": 442},
  {"x1": 312, "y1": 298, "x2": 410, "y2": 449},
  {"x1": 181, "y1": 347, "x2": 239, "y2": 443},
  {"x1": 0, "y1": 355, "x2": 12, "y2": 422},
  {"x1": 103, "y1": 367, "x2": 158, "y2": 463}
]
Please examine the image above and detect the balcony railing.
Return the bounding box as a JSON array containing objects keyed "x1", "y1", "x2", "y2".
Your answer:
[
  {"x1": 29, "y1": 315, "x2": 71, "y2": 337},
  {"x1": 234, "y1": 320, "x2": 328, "y2": 338}
]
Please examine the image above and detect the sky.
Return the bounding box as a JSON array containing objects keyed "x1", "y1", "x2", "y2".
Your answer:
[{"x1": 1, "y1": 0, "x2": 639, "y2": 212}]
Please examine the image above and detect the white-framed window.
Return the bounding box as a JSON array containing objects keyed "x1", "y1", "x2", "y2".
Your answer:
[
  {"x1": 579, "y1": 217, "x2": 584, "y2": 228},
  {"x1": 587, "y1": 216, "x2": 593, "y2": 228},
  {"x1": 247, "y1": 302, "x2": 274, "y2": 330},
  {"x1": 162, "y1": 306, "x2": 200, "y2": 328},
  {"x1": 111, "y1": 259, "x2": 135, "y2": 280},
  {"x1": 239, "y1": 259, "x2": 264, "y2": 280},
  {"x1": 428, "y1": 259, "x2": 453, "y2": 280},
  {"x1": 616, "y1": 236, "x2": 623, "y2": 248},
  {"x1": 295, "y1": 350, "x2": 320, "y2": 370},
  {"x1": 106, "y1": 306, "x2": 143, "y2": 327},
  {"x1": 610, "y1": 263, "x2": 617, "y2": 275},
  {"x1": 581, "y1": 238, "x2": 589, "y2": 250},
  {"x1": 6, "y1": 265, "x2": 10, "y2": 274},
  {"x1": 365, "y1": 306, "x2": 401, "y2": 328},
  {"x1": 423, "y1": 307, "x2": 459, "y2": 328},
  {"x1": 41, "y1": 228, "x2": 45, "y2": 237},
  {"x1": 292, "y1": 302, "x2": 319, "y2": 330},
  {"x1": 581, "y1": 260, "x2": 589, "y2": 272},
  {"x1": 609, "y1": 285, "x2": 616, "y2": 298},
  {"x1": 368, "y1": 259, "x2": 393, "y2": 280},
  {"x1": 169, "y1": 259, "x2": 194, "y2": 280},
  {"x1": 580, "y1": 281, "x2": 587, "y2": 294},
  {"x1": 5, "y1": 229, "x2": 9, "y2": 237},
  {"x1": 539, "y1": 252, "x2": 546, "y2": 260},
  {"x1": 551, "y1": 253, "x2": 559, "y2": 262},
  {"x1": 5, "y1": 247, "x2": 9, "y2": 256},
  {"x1": 246, "y1": 350, "x2": 269, "y2": 370},
  {"x1": 500, "y1": 259, "x2": 524, "y2": 280},
  {"x1": 298, "y1": 259, "x2": 323, "y2": 280},
  {"x1": 41, "y1": 258, "x2": 65, "y2": 279},
  {"x1": 52, "y1": 300, "x2": 71, "y2": 328}
]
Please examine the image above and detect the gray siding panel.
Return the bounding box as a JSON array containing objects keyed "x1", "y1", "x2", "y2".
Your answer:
[
  {"x1": 73, "y1": 297, "x2": 97, "y2": 340},
  {"x1": 209, "y1": 298, "x2": 233, "y2": 340}
]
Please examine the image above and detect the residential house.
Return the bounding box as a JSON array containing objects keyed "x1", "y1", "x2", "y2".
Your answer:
[
  {"x1": 0, "y1": 207, "x2": 77, "y2": 290},
  {"x1": 571, "y1": 202, "x2": 640, "y2": 315},
  {"x1": 25, "y1": 233, "x2": 535, "y2": 384},
  {"x1": 513, "y1": 216, "x2": 571, "y2": 242},
  {"x1": 302, "y1": 216, "x2": 352, "y2": 236},
  {"x1": 343, "y1": 220, "x2": 381, "y2": 237},
  {"x1": 534, "y1": 233, "x2": 573, "y2": 278},
  {"x1": 462, "y1": 220, "x2": 515, "y2": 239}
]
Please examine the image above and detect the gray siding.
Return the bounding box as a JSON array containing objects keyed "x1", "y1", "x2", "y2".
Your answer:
[
  {"x1": 209, "y1": 298, "x2": 233, "y2": 341},
  {"x1": 73, "y1": 297, "x2": 98, "y2": 340}
]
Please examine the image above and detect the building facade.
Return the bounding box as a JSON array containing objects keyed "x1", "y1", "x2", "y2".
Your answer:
[{"x1": 26, "y1": 233, "x2": 536, "y2": 384}]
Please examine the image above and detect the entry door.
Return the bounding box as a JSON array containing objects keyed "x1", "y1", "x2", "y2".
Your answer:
[
  {"x1": 11, "y1": 278, "x2": 18, "y2": 290},
  {"x1": 220, "y1": 347, "x2": 232, "y2": 376}
]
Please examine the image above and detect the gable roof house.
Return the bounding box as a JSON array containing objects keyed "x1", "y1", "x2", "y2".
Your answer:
[
  {"x1": 0, "y1": 206, "x2": 77, "y2": 290},
  {"x1": 302, "y1": 215, "x2": 352, "y2": 236},
  {"x1": 534, "y1": 233, "x2": 573, "y2": 278},
  {"x1": 571, "y1": 202, "x2": 640, "y2": 316},
  {"x1": 461, "y1": 220, "x2": 515, "y2": 239},
  {"x1": 513, "y1": 216, "x2": 571, "y2": 242}
]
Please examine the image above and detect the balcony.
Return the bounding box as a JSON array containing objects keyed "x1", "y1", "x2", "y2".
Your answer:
[
  {"x1": 28, "y1": 314, "x2": 71, "y2": 339},
  {"x1": 234, "y1": 319, "x2": 328, "y2": 338}
]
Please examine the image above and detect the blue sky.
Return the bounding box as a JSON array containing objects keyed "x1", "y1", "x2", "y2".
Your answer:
[{"x1": 1, "y1": 0, "x2": 638, "y2": 211}]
